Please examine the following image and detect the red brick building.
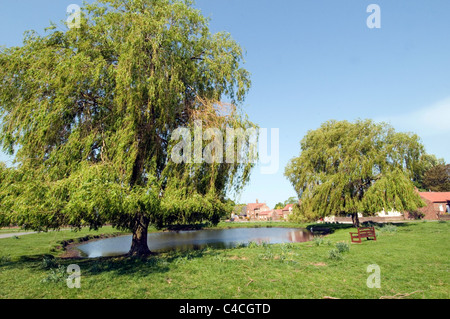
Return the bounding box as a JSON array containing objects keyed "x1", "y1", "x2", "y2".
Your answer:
[
  {"x1": 246, "y1": 200, "x2": 271, "y2": 220},
  {"x1": 281, "y1": 204, "x2": 294, "y2": 220},
  {"x1": 273, "y1": 209, "x2": 284, "y2": 220},
  {"x1": 407, "y1": 192, "x2": 450, "y2": 220},
  {"x1": 237, "y1": 200, "x2": 297, "y2": 222}
]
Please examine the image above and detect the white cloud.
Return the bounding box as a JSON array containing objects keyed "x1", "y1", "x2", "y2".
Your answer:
[{"x1": 380, "y1": 97, "x2": 450, "y2": 137}]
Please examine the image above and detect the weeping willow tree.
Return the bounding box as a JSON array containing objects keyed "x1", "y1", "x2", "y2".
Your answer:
[
  {"x1": 284, "y1": 119, "x2": 426, "y2": 226},
  {"x1": 0, "y1": 0, "x2": 257, "y2": 256}
]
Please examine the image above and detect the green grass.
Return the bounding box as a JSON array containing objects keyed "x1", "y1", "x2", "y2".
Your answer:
[{"x1": 0, "y1": 221, "x2": 448, "y2": 299}]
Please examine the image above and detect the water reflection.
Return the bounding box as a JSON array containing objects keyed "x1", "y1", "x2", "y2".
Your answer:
[{"x1": 77, "y1": 227, "x2": 313, "y2": 258}]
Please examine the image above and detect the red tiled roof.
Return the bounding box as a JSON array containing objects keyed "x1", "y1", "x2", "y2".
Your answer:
[
  {"x1": 259, "y1": 210, "x2": 273, "y2": 216},
  {"x1": 273, "y1": 209, "x2": 283, "y2": 216},
  {"x1": 419, "y1": 192, "x2": 450, "y2": 203},
  {"x1": 247, "y1": 203, "x2": 265, "y2": 211},
  {"x1": 282, "y1": 204, "x2": 294, "y2": 211}
]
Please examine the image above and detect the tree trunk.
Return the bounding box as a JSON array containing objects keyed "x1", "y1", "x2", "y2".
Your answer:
[
  {"x1": 128, "y1": 214, "x2": 152, "y2": 257},
  {"x1": 351, "y1": 213, "x2": 360, "y2": 228}
]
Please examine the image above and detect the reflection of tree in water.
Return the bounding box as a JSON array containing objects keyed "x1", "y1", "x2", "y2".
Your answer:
[{"x1": 287, "y1": 230, "x2": 313, "y2": 243}]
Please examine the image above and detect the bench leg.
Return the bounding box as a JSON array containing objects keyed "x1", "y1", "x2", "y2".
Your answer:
[{"x1": 350, "y1": 233, "x2": 362, "y2": 243}]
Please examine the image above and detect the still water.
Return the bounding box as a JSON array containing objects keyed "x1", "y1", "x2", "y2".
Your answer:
[{"x1": 77, "y1": 227, "x2": 314, "y2": 258}]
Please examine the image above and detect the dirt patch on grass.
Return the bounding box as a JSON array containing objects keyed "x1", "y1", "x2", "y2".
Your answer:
[
  {"x1": 310, "y1": 262, "x2": 327, "y2": 267},
  {"x1": 229, "y1": 256, "x2": 248, "y2": 261}
]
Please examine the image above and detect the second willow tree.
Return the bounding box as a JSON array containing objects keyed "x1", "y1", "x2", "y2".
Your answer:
[{"x1": 285, "y1": 119, "x2": 426, "y2": 226}]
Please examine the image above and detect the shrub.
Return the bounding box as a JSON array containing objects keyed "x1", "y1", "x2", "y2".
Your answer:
[
  {"x1": 335, "y1": 241, "x2": 350, "y2": 253},
  {"x1": 260, "y1": 246, "x2": 274, "y2": 260},
  {"x1": 173, "y1": 256, "x2": 189, "y2": 265},
  {"x1": 41, "y1": 255, "x2": 58, "y2": 270},
  {"x1": 41, "y1": 265, "x2": 66, "y2": 284},
  {"x1": 313, "y1": 236, "x2": 331, "y2": 246},
  {"x1": 247, "y1": 241, "x2": 259, "y2": 249},
  {"x1": 234, "y1": 242, "x2": 247, "y2": 249},
  {"x1": 328, "y1": 249, "x2": 343, "y2": 260},
  {"x1": 313, "y1": 236, "x2": 324, "y2": 246},
  {"x1": 282, "y1": 243, "x2": 295, "y2": 249},
  {"x1": 261, "y1": 241, "x2": 270, "y2": 248}
]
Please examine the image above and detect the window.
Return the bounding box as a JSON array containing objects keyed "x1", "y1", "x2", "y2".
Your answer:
[{"x1": 447, "y1": 204, "x2": 450, "y2": 214}]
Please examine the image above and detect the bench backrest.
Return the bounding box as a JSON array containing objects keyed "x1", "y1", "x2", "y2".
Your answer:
[{"x1": 358, "y1": 227, "x2": 375, "y2": 236}]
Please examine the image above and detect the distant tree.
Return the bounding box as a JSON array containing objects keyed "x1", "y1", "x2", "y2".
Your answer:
[
  {"x1": 232, "y1": 203, "x2": 247, "y2": 216},
  {"x1": 0, "y1": 0, "x2": 256, "y2": 256},
  {"x1": 285, "y1": 119, "x2": 426, "y2": 227},
  {"x1": 423, "y1": 164, "x2": 450, "y2": 192},
  {"x1": 274, "y1": 202, "x2": 284, "y2": 209},
  {"x1": 413, "y1": 154, "x2": 445, "y2": 191},
  {"x1": 284, "y1": 196, "x2": 298, "y2": 205},
  {"x1": 274, "y1": 197, "x2": 297, "y2": 210}
]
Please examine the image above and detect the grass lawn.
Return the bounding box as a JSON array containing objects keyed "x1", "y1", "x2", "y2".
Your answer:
[{"x1": 0, "y1": 221, "x2": 448, "y2": 299}]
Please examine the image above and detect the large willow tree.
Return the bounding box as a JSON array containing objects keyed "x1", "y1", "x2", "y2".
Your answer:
[
  {"x1": 285, "y1": 119, "x2": 426, "y2": 226},
  {"x1": 0, "y1": 0, "x2": 256, "y2": 256}
]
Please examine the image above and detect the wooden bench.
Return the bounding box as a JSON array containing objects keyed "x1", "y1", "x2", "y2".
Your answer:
[{"x1": 349, "y1": 227, "x2": 377, "y2": 243}]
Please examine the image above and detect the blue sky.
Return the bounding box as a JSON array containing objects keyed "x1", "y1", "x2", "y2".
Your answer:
[{"x1": 1, "y1": 0, "x2": 449, "y2": 208}]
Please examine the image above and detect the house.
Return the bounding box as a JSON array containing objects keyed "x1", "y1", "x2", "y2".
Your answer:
[
  {"x1": 326, "y1": 209, "x2": 405, "y2": 224},
  {"x1": 407, "y1": 192, "x2": 450, "y2": 220},
  {"x1": 328, "y1": 192, "x2": 450, "y2": 223},
  {"x1": 257, "y1": 210, "x2": 273, "y2": 221},
  {"x1": 273, "y1": 209, "x2": 284, "y2": 221},
  {"x1": 234, "y1": 200, "x2": 297, "y2": 222},
  {"x1": 246, "y1": 199, "x2": 271, "y2": 221},
  {"x1": 281, "y1": 204, "x2": 294, "y2": 220}
]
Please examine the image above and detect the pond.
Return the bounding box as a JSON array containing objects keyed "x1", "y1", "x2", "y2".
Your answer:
[{"x1": 77, "y1": 227, "x2": 314, "y2": 258}]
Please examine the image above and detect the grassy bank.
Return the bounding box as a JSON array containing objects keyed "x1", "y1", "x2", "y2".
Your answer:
[{"x1": 0, "y1": 221, "x2": 448, "y2": 299}]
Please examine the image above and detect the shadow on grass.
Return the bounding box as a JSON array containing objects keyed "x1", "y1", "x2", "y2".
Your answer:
[
  {"x1": 306, "y1": 223, "x2": 353, "y2": 235},
  {"x1": 361, "y1": 221, "x2": 412, "y2": 229},
  {"x1": 306, "y1": 221, "x2": 414, "y2": 236},
  {"x1": 0, "y1": 246, "x2": 222, "y2": 279},
  {"x1": 74, "y1": 248, "x2": 218, "y2": 277}
]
